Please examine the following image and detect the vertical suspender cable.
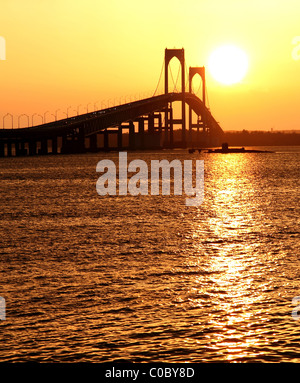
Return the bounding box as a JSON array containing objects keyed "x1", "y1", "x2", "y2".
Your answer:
[{"x1": 152, "y1": 57, "x2": 165, "y2": 97}]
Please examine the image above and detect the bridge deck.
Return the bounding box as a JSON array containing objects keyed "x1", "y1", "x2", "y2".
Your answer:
[{"x1": 0, "y1": 93, "x2": 223, "y2": 140}]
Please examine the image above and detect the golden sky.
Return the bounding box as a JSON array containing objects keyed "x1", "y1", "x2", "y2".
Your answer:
[{"x1": 1, "y1": 0, "x2": 300, "y2": 130}]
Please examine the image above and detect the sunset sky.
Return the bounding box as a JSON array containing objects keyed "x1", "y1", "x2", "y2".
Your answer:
[{"x1": 1, "y1": 0, "x2": 300, "y2": 130}]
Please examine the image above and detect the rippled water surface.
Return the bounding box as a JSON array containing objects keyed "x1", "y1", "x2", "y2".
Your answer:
[{"x1": 0, "y1": 147, "x2": 299, "y2": 362}]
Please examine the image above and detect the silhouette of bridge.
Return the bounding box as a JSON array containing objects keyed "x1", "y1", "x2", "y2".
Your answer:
[{"x1": 0, "y1": 48, "x2": 224, "y2": 157}]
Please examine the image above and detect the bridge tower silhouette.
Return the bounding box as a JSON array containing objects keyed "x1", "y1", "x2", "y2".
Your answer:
[
  {"x1": 188, "y1": 66, "x2": 210, "y2": 146},
  {"x1": 163, "y1": 50, "x2": 211, "y2": 148},
  {"x1": 164, "y1": 48, "x2": 186, "y2": 148}
]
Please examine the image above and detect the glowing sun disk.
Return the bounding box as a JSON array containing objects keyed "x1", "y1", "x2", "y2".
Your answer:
[{"x1": 208, "y1": 45, "x2": 249, "y2": 85}]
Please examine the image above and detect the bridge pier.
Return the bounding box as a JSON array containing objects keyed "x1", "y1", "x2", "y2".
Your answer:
[
  {"x1": 164, "y1": 107, "x2": 169, "y2": 147},
  {"x1": 0, "y1": 141, "x2": 4, "y2": 157},
  {"x1": 169, "y1": 107, "x2": 174, "y2": 148},
  {"x1": 77, "y1": 127, "x2": 86, "y2": 153},
  {"x1": 129, "y1": 121, "x2": 135, "y2": 150},
  {"x1": 148, "y1": 113, "x2": 154, "y2": 134},
  {"x1": 20, "y1": 141, "x2": 26, "y2": 156},
  {"x1": 157, "y1": 113, "x2": 163, "y2": 136},
  {"x1": 7, "y1": 141, "x2": 12, "y2": 157},
  {"x1": 104, "y1": 129, "x2": 109, "y2": 151},
  {"x1": 163, "y1": 106, "x2": 174, "y2": 148},
  {"x1": 118, "y1": 126, "x2": 123, "y2": 150},
  {"x1": 137, "y1": 119, "x2": 145, "y2": 149},
  {"x1": 29, "y1": 140, "x2": 37, "y2": 155},
  {"x1": 52, "y1": 137, "x2": 58, "y2": 154},
  {"x1": 40, "y1": 138, "x2": 48, "y2": 155},
  {"x1": 61, "y1": 135, "x2": 68, "y2": 154},
  {"x1": 15, "y1": 141, "x2": 21, "y2": 156},
  {"x1": 90, "y1": 133, "x2": 98, "y2": 152}
]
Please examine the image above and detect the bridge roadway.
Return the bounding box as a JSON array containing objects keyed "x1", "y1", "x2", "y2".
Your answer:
[
  {"x1": 0, "y1": 92, "x2": 224, "y2": 156},
  {"x1": 0, "y1": 92, "x2": 223, "y2": 140}
]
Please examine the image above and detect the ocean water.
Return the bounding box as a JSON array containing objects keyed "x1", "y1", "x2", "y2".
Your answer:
[{"x1": 0, "y1": 146, "x2": 299, "y2": 362}]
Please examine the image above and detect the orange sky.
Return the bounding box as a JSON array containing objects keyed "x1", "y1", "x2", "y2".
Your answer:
[{"x1": 1, "y1": 0, "x2": 300, "y2": 130}]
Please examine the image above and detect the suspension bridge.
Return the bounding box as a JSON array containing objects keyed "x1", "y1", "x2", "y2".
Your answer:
[{"x1": 0, "y1": 48, "x2": 224, "y2": 157}]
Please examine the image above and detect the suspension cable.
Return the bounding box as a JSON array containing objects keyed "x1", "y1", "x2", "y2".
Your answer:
[
  {"x1": 174, "y1": 63, "x2": 181, "y2": 92},
  {"x1": 195, "y1": 80, "x2": 202, "y2": 96},
  {"x1": 185, "y1": 62, "x2": 189, "y2": 91},
  {"x1": 205, "y1": 82, "x2": 210, "y2": 109},
  {"x1": 169, "y1": 65, "x2": 178, "y2": 92},
  {"x1": 152, "y1": 57, "x2": 165, "y2": 97}
]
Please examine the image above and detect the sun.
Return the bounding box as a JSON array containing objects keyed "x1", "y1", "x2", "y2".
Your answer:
[{"x1": 208, "y1": 45, "x2": 249, "y2": 85}]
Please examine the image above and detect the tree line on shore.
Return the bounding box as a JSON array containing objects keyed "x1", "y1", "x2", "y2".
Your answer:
[{"x1": 222, "y1": 130, "x2": 300, "y2": 146}]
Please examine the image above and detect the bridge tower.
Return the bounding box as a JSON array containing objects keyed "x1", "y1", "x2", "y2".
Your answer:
[
  {"x1": 188, "y1": 66, "x2": 208, "y2": 146},
  {"x1": 164, "y1": 48, "x2": 186, "y2": 148}
]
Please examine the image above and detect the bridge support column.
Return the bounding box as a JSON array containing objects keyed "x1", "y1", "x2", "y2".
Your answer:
[
  {"x1": 163, "y1": 106, "x2": 174, "y2": 148},
  {"x1": 52, "y1": 137, "x2": 58, "y2": 154},
  {"x1": 40, "y1": 138, "x2": 48, "y2": 155},
  {"x1": 15, "y1": 141, "x2": 21, "y2": 156},
  {"x1": 157, "y1": 113, "x2": 162, "y2": 135},
  {"x1": 188, "y1": 105, "x2": 192, "y2": 146},
  {"x1": 77, "y1": 128, "x2": 86, "y2": 153},
  {"x1": 20, "y1": 141, "x2": 26, "y2": 156},
  {"x1": 164, "y1": 106, "x2": 169, "y2": 147},
  {"x1": 0, "y1": 141, "x2": 4, "y2": 157},
  {"x1": 29, "y1": 140, "x2": 37, "y2": 156},
  {"x1": 7, "y1": 141, "x2": 12, "y2": 157},
  {"x1": 148, "y1": 113, "x2": 154, "y2": 134},
  {"x1": 61, "y1": 135, "x2": 68, "y2": 154},
  {"x1": 138, "y1": 119, "x2": 145, "y2": 149},
  {"x1": 129, "y1": 121, "x2": 135, "y2": 150},
  {"x1": 181, "y1": 102, "x2": 186, "y2": 148},
  {"x1": 169, "y1": 108, "x2": 174, "y2": 149},
  {"x1": 104, "y1": 129, "x2": 109, "y2": 151},
  {"x1": 90, "y1": 134, "x2": 98, "y2": 152},
  {"x1": 117, "y1": 127, "x2": 123, "y2": 150}
]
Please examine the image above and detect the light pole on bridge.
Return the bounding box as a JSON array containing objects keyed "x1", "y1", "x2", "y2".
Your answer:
[
  {"x1": 86, "y1": 103, "x2": 92, "y2": 113},
  {"x1": 44, "y1": 111, "x2": 49, "y2": 123},
  {"x1": 66, "y1": 106, "x2": 72, "y2": 118},
  {"x1": 55, "y1": 109, "x2": 61, "y2": 121},
  {"x1": 3, "y1": 113, "x2": 13, "y2": 129},
  {"x1": 32, "y1": 113, "x2": 43, "y2": 126},
  {"x1": 18, "y1": 114, "x2": 29, "y2": 129}
]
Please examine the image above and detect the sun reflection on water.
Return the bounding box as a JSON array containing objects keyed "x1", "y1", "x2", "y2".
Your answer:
[{"x1": 183, "y1": 153, "x2": 275, "y2": 360}]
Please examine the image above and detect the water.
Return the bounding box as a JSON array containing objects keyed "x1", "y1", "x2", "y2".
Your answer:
[{"x1": 0, "y1": 146, "x2": 299, "y2": 362}]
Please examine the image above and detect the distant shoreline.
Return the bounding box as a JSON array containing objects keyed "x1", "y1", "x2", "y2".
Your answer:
[{"x1": 222, "y1": 130, "x2": 300, "y2": 146}]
